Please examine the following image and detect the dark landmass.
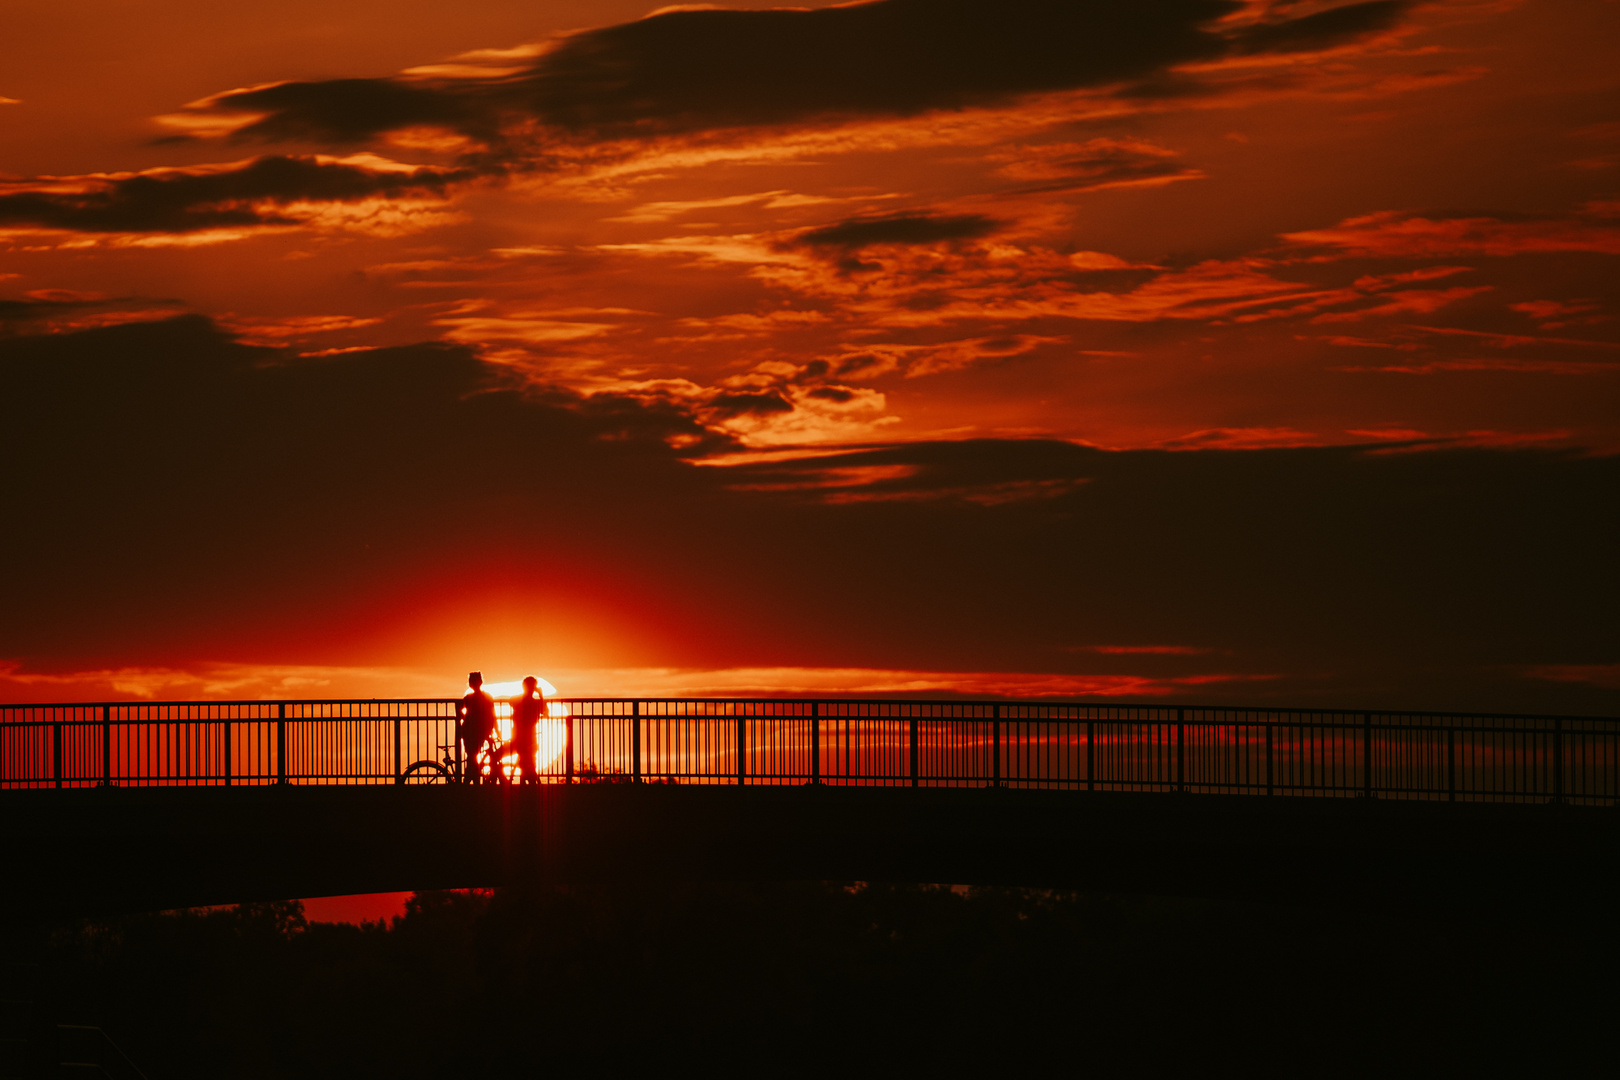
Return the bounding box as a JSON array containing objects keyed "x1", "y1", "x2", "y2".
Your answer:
[{"x1": 5, "y1": 881, "x2": 1614, "y2": 1077}]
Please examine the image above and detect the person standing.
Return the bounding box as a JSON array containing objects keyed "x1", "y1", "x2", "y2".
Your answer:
[
  {"x1": 509, "y1": 676, "x2": 545, "y2": 785},
  {"x1": 457, "y1": 672, "x2": 498, "y2": 784}
]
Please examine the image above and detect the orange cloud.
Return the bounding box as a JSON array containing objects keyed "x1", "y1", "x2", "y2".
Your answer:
[
  {"x1": 218, "y1": 314, "x2": 386, "y2": 347},
  {"x1": 1408, "y1": 324, "x2": 1620, "y2": 350},
  {"x1": 0, "y1": 657, "x2": 1284, "y2": 704},
  {"x1": 1158, "y1": 426, "x2": 1323, "y2": 449},
  {"x1": 987, "y1": 137, "x2": 1204, "y2": 193},
  {"x1": 1337, "y1": 358, "x2": 1619, "y2": 375},
  {"x1": 1524, "y1": 663, "x2": 1620, "y2": 690},
  {"x1": 1310, "y1": 284, "x2": 1492, "y2": 322},
  {"x1": 1509, "y1": 299, "x2": 1606, "y2": 328},
  {"x1": 1283, "y1": 208, "x2": 1620, "y2": 258}
]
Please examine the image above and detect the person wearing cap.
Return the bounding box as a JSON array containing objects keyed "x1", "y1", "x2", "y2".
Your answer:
[
  {"x1": 457, "y1": 672, "x2": 498, "y2": 784},
  {"x1": 509, "y1": 676, "x2": 545, "y2": 784}
]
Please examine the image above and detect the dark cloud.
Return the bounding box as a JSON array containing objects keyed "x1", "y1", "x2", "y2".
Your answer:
[
  {"x1": 797, "y1": 212, "x2": 1002, "y2": 249},
  {"x1": 194, "y1": 0, "x2": 1417, "y2": 149},
  {"x1": 0, "y1": 156, "x2": 471, "y2": 234},
  {"x1": 0, "y1": 294, "x2": 184, "y2": 334},
  {"x1": 706, "y1": 389, "x2": 795, "y2": 418},
  {"x1": 833, "y1": 353, "x2": 893, "y2": 378},
  {"x1": 4, "y1": 315, "x2": 1613, "y2": 714},
  {"x1": 205, "y1": 79, "x2": 485, "y2": 146},
  {"x1": 0, "y1": 315, "x2": 727, "y2": 656},
  {"x1": 715, "y1": 438, "x2": 1620, "y2": 710},
  {"x1": 0, "y1": 297, "x2": 79, "y2": 320}
]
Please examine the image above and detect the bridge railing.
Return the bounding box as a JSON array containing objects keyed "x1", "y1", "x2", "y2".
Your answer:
[{"x1": 2, "y1": 699, "x2": 1617, "y2": 805}]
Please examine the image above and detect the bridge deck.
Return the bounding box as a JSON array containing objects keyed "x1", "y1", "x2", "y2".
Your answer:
[
  {"x1": 6, "y1": 783, "x2": 1617, "y2": 920},
  {"x1": 8, "y1": 697, "x2": 1618, "y2": 917}
]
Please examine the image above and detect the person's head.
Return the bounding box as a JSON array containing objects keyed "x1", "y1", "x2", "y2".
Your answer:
[
  {"x1": 522, "y1": 676, "x2": 538, "y2": 695},
  {"x1": 468, "y1": 671, "x2": 483, "y2": 689}
]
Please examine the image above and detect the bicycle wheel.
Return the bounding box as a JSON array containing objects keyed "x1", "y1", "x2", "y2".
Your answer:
[{"x1": 399, "y1": 760, "x2": 451, "y2": 784}]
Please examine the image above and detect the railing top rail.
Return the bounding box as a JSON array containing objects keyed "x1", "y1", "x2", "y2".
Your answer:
[
  {"x1": 0, "y1": 698, "x2": 458, "y2": 709},
  {"x1": 0, "y1": 696, "x2": 1615, "y2": 724}
]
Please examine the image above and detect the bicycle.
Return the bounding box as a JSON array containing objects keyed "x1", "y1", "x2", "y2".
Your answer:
[{"x1": 399, "y1": 737, "x2": 514, "y2": 785}]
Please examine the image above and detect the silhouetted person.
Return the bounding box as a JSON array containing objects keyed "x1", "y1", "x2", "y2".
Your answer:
[
  {"x1": 509, "y1": 676, "x2": 545, "y2": 785},
  {"x1": 457, "y1": 672, "x2": 498, "y2": 784}
]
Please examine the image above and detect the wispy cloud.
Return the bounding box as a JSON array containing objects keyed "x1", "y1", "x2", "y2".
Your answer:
[
  {"x1": 0, "y1": 154, "x2": 471, "y2": 239},
  {"x1": 1282, "y1": 207, "x2": 1620, "y2": 258}
]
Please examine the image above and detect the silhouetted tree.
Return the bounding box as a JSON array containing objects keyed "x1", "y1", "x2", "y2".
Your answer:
[{"x1": 6, "y1": 882, "x2": 1614, "y2": 1077}]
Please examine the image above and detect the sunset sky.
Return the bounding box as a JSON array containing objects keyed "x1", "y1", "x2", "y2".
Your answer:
[{"x1": 2, "y1": 0, "x2": 1616, "y2": 711}]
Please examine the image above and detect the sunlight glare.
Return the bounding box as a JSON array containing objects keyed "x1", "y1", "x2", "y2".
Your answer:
[{"x1": 465, "y1": 675, "x2": 567, "y2": 780}]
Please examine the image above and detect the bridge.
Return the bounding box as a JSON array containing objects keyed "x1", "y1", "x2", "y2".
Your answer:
[{"x1": 5, "y1": 697, "x2": 1619, "y2": 918}]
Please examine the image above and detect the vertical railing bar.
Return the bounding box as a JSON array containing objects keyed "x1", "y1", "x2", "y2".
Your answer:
[
  {"x1": 1554, "y1": 716, "x2": 1564, "y2": 805},
  {"x1": 811, "y1": 700, "x2": 821, "y2": 785},
  {"x1": 276, "y1": 703, "x2": 286, "y2": 785},
  {"x1": 633, "y1": 699, "x2": 642, "y2": 784},
  {"x1": 1362, "y1": 712, "x2": 1373, "y2": 798},
  {"x1": 101, "y1": 705, "x2": 111, "y2": 787},
  {"x1": 909, "y1": 712, "x2": 919, "y2": 788},
  {"x1": 1087, "y1": 715, "x2": 1094, "y2": 792},
  {"x1": 1176, "y1": 707, "x2": 1185, "y2": 794},
  {"x1": 1447, "y1": 726, "x2": 1455, "y2": 802},
  {"x1": 565, "y1": 710, "x2": 575, "y2": 784},
  {"x1": 992, "y1": 703, "x2": 1001, "y2": 788},
  {"x1": 1265, "y1": 717, "x2": 1274, "y2": 796}
]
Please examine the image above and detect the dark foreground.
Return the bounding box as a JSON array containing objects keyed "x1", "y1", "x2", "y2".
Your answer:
[
  {"x1": 7, "y1": 785, "x2": 1618, "y2": 1074},
  {"x1": 8, "y1": 783, "x2": 1619, "y2": 919},
  {"x1": 6, "y1": 881, "x2": 1618, "y2": 1078}
]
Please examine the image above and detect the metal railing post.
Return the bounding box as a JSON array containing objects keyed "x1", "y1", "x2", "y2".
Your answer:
[
  {"x1": 453, "y1": 704, "x2": 463, "y2": 780},
  {"x1": 101, "y1": 705, "x2": 111, "y2": 786},
  {"x1": 811, "y1": 701, "x2": 820, "y2": 784},
  {"x1": 1362, "y1": 712, "x2": 1373, "y2": 798},
  {"x1": 393, "y1": 715, "x2": 401, "y2": 785},
  {"x1": 1265, "y1": 719, "x2": 1274, "y2": 796},
  {"x1": 909, "y1": 711, "x2": 919, "y2": 788},
  {"x1": 1176, "y1": 707, "x2": 1186, "y2": 794},
  {"x1": 566, "y1": 713, "x2": 575, "y2": 783},
  {"x1": 632, "y1": 700, "x2": 642, "y2": 784},
  {"x1": 276, "y1": 703, "x2": 287, "y2": 785},
  {"x1": 1553, "y1": 717, "x2": 1564, "y2": 804},
  {"x1": 1087, "y1": 716, "x2": 1095, "y2": 791},
  {"x1": 53, "y1": 716, "x2": 63, "y2": 788},
  {"x1": 1447, "y1": 727, "x2": 1455, "y2": 802},
  {"x1": 992, "y1": 704, "x2": 1001, "y2": 788},
  {"x1": 223, "y1": 713, "x2": 231, "y2": 786}
]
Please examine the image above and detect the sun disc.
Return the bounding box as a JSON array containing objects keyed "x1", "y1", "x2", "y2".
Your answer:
[{"x1": 463, "y1": 673, "x2": 566, "y2": 780}]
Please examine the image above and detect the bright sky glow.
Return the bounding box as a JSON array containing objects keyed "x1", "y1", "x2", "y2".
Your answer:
[{"x1": 1, "y1": 1, "x2": 1616, "y2": 718}]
